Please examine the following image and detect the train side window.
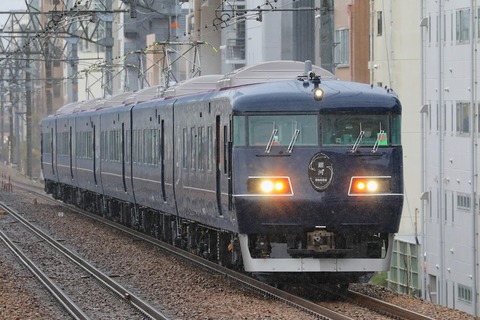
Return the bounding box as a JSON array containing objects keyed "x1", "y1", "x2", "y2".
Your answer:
[
  {"x1": 198, "y1": 127, "x2": 204, "y2": 170},
  {"x1": 144, "y1": 129, "x2": 154, "y2": 165},
  {"x1": 391, "y1": 115, "x2": 401, "y2": 145},
  {"x1": 42, "y1": 131, "x2": 52, "y2": 154},
  {"x1": 182, "y1": 128, "x2": 187, "y2": 168},
  {"x1": 132, "y1": 130, "x2": 138, "y2": 163},
  {"x1": 100, "y1": 131, "x2": 106, "y2": 160},
  {"x1": 207, "y1": 126, "x2": 213, "y2": 171},
  {"x1": 125, "y1": 130, "x2": 130, "y2": 163},
  {"x1": 191, "y1": 127, "x2": 196, "y2": 170},
  {"x1": 153, "y1": 129, "x2": 158, "y2": 166},
  {"x1": 233, "y1": 116, "x2": 246, "y2": 146},
  {"x1": 138, "y1": 129, "x2": 143, "y2": 164},
  {"x1": 223, "y1": 125, "x2": 228, "y2": 174},
  {"x1": 87, "y1": 131, "x2": 93, "y2": 159}
]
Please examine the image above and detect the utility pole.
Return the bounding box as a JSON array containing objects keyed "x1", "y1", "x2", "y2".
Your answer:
[
  {"x1": 0, "y1": 78, "x2": 4, "y2": 163},
  {"x1": 104, "y1": 0, "x2": 114, "y2": 97},
  {"x1": 25, "y1": 32, "x2": 32, "y2": 177}
]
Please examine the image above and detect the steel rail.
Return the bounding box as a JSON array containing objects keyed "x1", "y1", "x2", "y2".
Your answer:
[
  {"x1": 0, "y1": 229, "x2": 89, "y2": 320},
  {"x1": 348, "y1": 290, "x2": 435, "y2": 320},
  {"x1": 30, "y1": 196, "x2": 353, "y2": 320},
  {"x1": 0, "y1": 201, "x2": 170, "y2": 320}
]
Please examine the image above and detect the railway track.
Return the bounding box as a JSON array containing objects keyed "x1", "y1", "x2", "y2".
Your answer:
[
  {"x1": 9, "y1": 178, "x2": 435, "y2": 320},
  {"x1": 347, "y1": 290, "x2": 434, "y2": 320},
  {"x1": 0, "y1": 201, "x2": 169, "y2": 320}
]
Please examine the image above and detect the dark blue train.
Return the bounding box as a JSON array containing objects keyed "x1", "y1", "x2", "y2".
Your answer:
[{"x1": 41, "y1": 61, "x2": 403, "y2": 287}]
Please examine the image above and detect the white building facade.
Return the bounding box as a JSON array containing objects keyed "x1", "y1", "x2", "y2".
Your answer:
[
  {"x1": 422, "y1": 0, "x2": 480, "y2": 316},
  {"x1": 369, "y1": 0, "x2": 423, "y2": 296}
]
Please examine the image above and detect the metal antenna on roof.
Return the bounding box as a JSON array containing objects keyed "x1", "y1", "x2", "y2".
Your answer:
[{"x1": 304, "y1": 60, "x2": 312, "y2": 77}]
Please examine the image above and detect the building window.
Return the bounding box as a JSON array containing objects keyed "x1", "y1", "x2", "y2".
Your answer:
[
  {"x1": 478, "y1": 103, "x2": 480, "y2": 133},
  {"x1": 458, "y1": 284, "x2": 472, "y2": 303},
  {"x1": 428, "y1": 15, "x2": 432, "y2": 43},
  {"x1": 334, "y1": 28, "x2": 349, "y2": 66},
  {"x1": 478, "y1": 8, "x2": 480, "y2": 39},
  {"x1": 456, "y1": 9, "x2": 470, "y2": 43},
  {"x1": 377, "y1": 11, "x2": 383, "y2": 36},
  {"x1": 457, "y1": 193, "x2": 471, "y2": 210},
  {"x1": 456, "y1": 102, "x2": 470, "y2": 134}
]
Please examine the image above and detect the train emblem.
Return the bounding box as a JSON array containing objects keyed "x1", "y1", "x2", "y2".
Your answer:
[{"x1": 308, "y1": 153, "x2": 333, "y2": 191}]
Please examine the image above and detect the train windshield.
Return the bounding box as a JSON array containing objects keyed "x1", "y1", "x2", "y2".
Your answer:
[
  {"x1": 321, "y1": 114, "x2": 401, "y2": 146},
  {"x1": 233, "y1": 115, "x2": 318, "y2": 146}
]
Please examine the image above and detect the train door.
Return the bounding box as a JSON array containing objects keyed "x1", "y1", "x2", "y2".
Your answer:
[
  {"x1": 121, "y1": 123, "x2": 127, "y2": 192},
  {"x1": 215, "y1": 114, "x2": 232, "y2": 215},
  {"x1": 215, "y1": 115, "x2": 223, "y2": 216},
  {"x1": 93, "y1": 118, "x2": 102, "y2": 191},
  {"x1": 53, "y1": 119, "x2": 58, "y2": 179},
  {"x1": 50, "y1": 126, "x2": 55, "y2": 176},
  {"x1": 93, "y1": 123, "x2": 98, "y2": 185},
  {"x1": 160, "y1": 118, "x2": 166, "y2": 202},
  {"x1": 69, "y1": 126, "x2": 74, "y2": 181},
  {"x1": 227, "y1": 116, "x2": 233, "y2": 211}
]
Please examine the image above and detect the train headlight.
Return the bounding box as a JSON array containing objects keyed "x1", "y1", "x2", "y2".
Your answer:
[
  {"x1": 313, "y1": 87, "x2": 324, "y2": 101},
  {"x1": 366, "y1": 181, "x2": 378, "y2": 192},
  {"x1": 260, "y1": 180, "x2": 274, "y2": 193},
  {"x1": 349, "y1": 176, "x2": 391, "y2": 196},
  {"x1": 248, "y1": 177, "x2": 293, "y2": 195}
]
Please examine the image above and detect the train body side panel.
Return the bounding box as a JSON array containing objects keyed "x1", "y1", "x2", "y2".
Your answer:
[
  {"x1": 40, "y1": 117, "x2": 57, "y2": 183},
  {"x1": 73, "y1": 111, "x2": 103, "y2": 196},
  {"x1": 130, "y1": 100, "x2": 176, "y2": 215},
  {"x1": 173, "y1": 95, "x2": 237, "y2": 232},
  {"x1": 98, "y1": 106, "x2": 135, "y2": 204},
  {"x1": 55, "y1": 115, "x2": 77, "y2": 188}
]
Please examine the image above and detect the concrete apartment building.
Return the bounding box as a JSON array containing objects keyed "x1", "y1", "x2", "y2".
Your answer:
[
  {"x1": 421, "y1": 0, "x2": 480, "y2": 316},
  {"x1": 335, "y1": 0, "x2": 423, "y2": 299},
  {"x1": 368, "y1": 0, "x2": 423, "y2": 297},
  {"x1": 333, "y1": 0, "x2": 369, "y2": 84}
]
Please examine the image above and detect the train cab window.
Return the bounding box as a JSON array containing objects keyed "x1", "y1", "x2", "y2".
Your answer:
[
  {"x1": 233, "y1": 116, "x2": 246, "y2": 146},
  {"x1": 322, "y1": 114, "x2": 400, "y2": 146},
  {"x1": 233, "y1": 115, "x2": 317, "y2": 147}
]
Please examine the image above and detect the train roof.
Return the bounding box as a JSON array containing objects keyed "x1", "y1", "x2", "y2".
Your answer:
[
  {"x1": 124, "y1": 85, "x2": 165, "y2": 104},
  {"x1": 217, "y1": 60, "x2": 335, "y2": 88},
  {"x1": 163, "y1": 74, "x2": 223, "y2": 97},
  {"x1": 228, "y1": 78, "x2": 401, "y2": 114}
]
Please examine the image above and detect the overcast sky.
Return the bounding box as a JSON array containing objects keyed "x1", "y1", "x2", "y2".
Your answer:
[{"x1": 0, "y1": 1, "x2": 27, "y2": 28}]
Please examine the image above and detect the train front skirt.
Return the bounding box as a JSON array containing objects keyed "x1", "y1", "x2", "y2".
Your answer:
[{"x1": 239, "y1": 233, "x2": 394, "y2": 273}]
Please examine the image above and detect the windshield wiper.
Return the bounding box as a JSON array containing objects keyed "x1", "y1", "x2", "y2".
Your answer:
[
  {"x1": 350, "y1": 130, "x2": 365, "y2": 153},
  {"x1": 265, "y1": 128, "x2": 278, "y2": 154},
  {"x1": 371, "y1": 130, "x2": 386, "y2": 153},
  {"x1": 287, "y1": 129, "x2": 300, "y2": 153}
]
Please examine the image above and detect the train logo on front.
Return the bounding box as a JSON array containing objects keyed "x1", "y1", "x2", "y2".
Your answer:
[{"x1": 308, "y1": 153, "x2": 333, "y2": 191}]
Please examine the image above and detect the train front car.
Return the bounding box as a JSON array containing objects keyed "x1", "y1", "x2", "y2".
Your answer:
[{"x1": 231, "y1": 76, "x2": 403, "y2": 286}]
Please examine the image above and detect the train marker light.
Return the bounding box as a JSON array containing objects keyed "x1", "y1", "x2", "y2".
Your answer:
[
  {"x1": 247, "y1": 177, "x2": 293, "y2": 196},
  {"x1": 356, "y1": 181, "x2": 366, "y2": 191}
]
